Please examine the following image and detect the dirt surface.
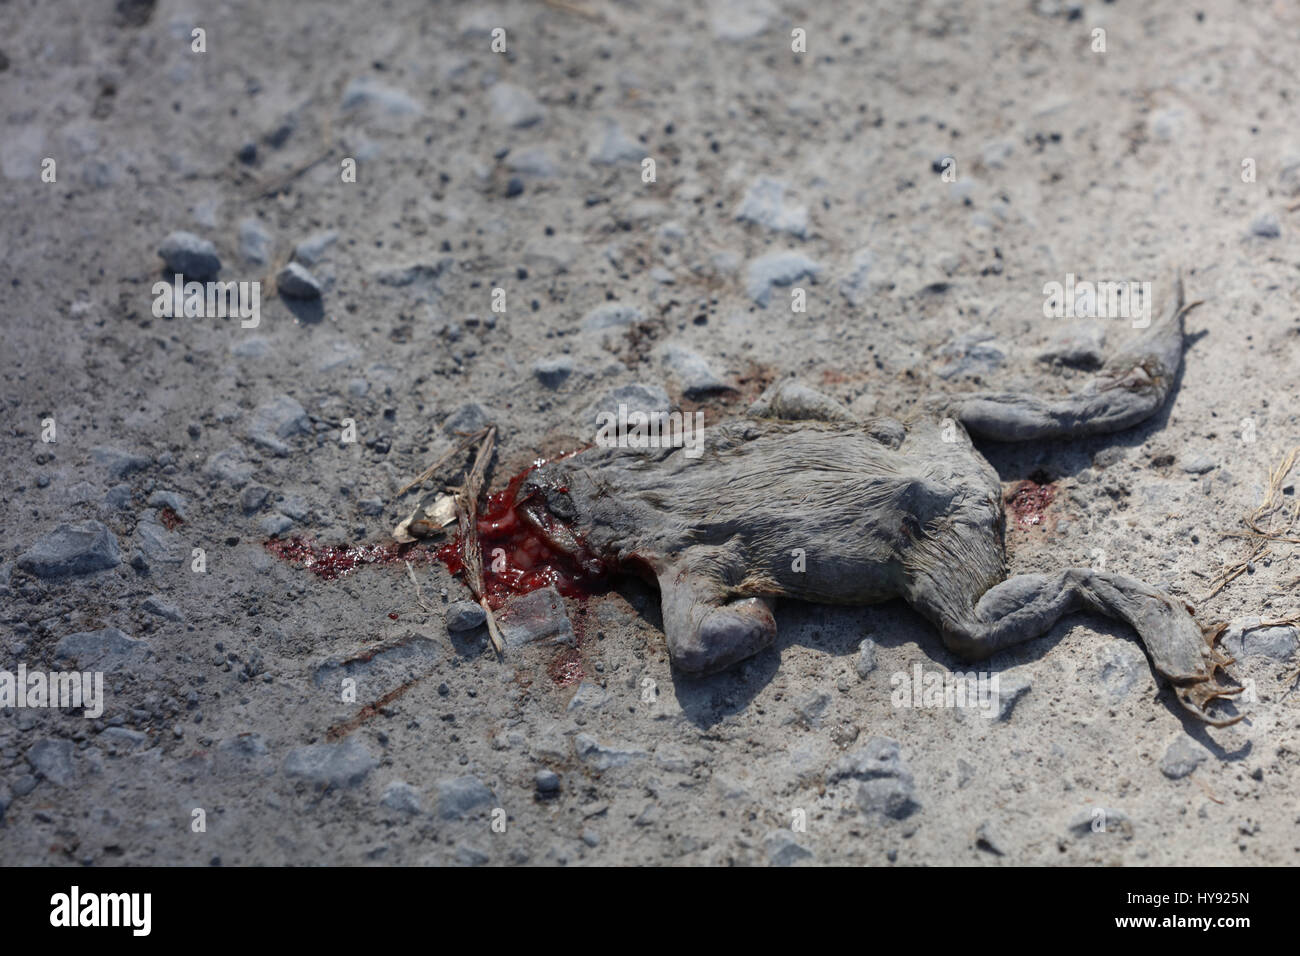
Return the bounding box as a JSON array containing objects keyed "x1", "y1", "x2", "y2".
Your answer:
[{"x1": 2, "y1": 0, "x2": 1299, "y2": 866}]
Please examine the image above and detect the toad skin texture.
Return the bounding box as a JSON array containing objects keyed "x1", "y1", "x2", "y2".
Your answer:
[{"x1": 505, "y1": 275, "x2": 1239, "y2": 725}]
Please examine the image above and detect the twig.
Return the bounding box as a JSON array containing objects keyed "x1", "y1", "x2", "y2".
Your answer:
[
  {"x1": 455, "y1": 427, "x2": 505, "y2": 655},
  {"x1": 253, "y1": 147, "x2": 337, "y2": 200},
  {"x1": 404, "y1": 560, "x2": 435, "y2": 614}
]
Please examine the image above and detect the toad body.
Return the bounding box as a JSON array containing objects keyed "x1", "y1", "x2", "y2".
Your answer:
[{"x1": 488, "y1": 275, "x2": 1239, "y2": 724}]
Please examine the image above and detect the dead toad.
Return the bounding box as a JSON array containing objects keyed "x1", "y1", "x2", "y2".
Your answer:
[{"x1": 421, "y1": 274, "x2": 1241, "y2": 725}]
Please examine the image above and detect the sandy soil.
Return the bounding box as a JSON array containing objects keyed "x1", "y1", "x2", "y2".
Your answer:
[{"x1": 2, "y1": 0, "x2": 1299, "y2": 866}]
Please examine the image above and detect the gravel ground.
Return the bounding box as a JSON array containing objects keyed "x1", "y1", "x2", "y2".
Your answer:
[{"x1": 2, "y1": 0, "x2": 1299, "y2": 866}]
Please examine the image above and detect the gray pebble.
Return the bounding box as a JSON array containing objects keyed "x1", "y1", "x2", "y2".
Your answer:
[
  {"x1": 532, "y1": 356, "x2": 574, "y2": 389},
  {"x1": 18, "y1": 520, "x2": 122, "y2": 577},
  {"x1": 496, "y1": 587, "x2": 575, "y2": 647},
  {"x1": 247, "y1": 395, "x2": 311, "y2": 455},
  {"x1": 1249, "y1": 212, "x2": 1281, "y2": 238},
  {"x1": 158, "y1": 230, "x2": 221, "y2": 279},
  {"x1": 380, "y1": 780, "x2": 423, "y2": 814},
  {"x1": 746, "y1": 250, "x2": 822, "y2": 307},
  {"x1": 283, "y1": 737, "x2": 378, "y2": 788},
  {"x1": 26, "y1": 738, "x2": 77, "y2": 787},
  {"x1": 238, "y1": 218, "x2": 272, "y2": 265},
  {"x1": 1160, "y1": 737, "x2": 1210, "y2": 780},
  {"x1": 92, "y1": 446, "x2": 150, "y2": 479},
  {"x1": 293, "y1": 231, "x2": 338, "y2": 266},
  {"x1": 436, "y1": 775, "x2": 495, "y2": 819},
  {"x1": 587, "y1": 117, "x2": 642, "y2": 165},
  {"x1": 276, "y1": 262, "x2": 322, "y2": 299},
  {"x1": 488, "y1": 82, "x2": 545, "y2": 128},
  {"x1": 764, "y1": 829, "x2": 814, "y2": 866},
  {"x1": 735, "y1": 177, "x2": 808, "y2": 237},
  {"x1": 445, "y1": 600, "x2": 486, "y2": 632}
]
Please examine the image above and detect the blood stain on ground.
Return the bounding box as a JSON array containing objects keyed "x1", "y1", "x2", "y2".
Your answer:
[{"x1": 1006, "y1": 479, "x2": 1057, "y2": 528}]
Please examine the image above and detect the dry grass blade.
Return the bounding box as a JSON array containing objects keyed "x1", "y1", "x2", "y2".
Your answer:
[
  {"x1": 1203, "y1": 445, "x2": 1300, "y2": 602},
  {"x1": 397, "y1": 427, "x2": 490, "y2": 497},
  {"x1": 455, "y1": 427, "x2": 505, "y2": 656}
]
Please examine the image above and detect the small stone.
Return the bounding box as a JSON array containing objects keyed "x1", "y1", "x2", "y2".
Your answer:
[
  {"x1": 276, "y1": 262, "x2": 322, "y2": 299},
  {"x1": 18, "y1": 521, "x2": 121, "y2": 577},
  {"x1": 504, "y1": 176, "x2": 525, "y2": 198},
  {"x1": 764, "y1": 829, "x2": 814, "y2": 866},
  {"x1": 1248, "y1": 213, "x2": 1281, "y2": 239},
  {"x1": 745, "y1": 250, "x2": 822, "y2": 307},
  {"x1": 1182, "y1": 454, "x2": 1216, "y2": 475},
  {"x1": 586, "y1": 383, "x2": 671, "y2": 431},
  {"x1": 658, "y1": 345, "x2": 728, "y2": 397},
  {"x1": 240, "y1": 485, "x2": 270, "y2": 514},
  {"x1": 535, "y1": 770, "x2": 561, "y2": 795},
  {"x1": 92, "y1": 446, "x2": 150, "y2": 479},
  {"x1": 1221, "y1": 618, "x2": 1297, "y2": 661},
  {"x1": 340, "y1": 77, "x2": 422, "y2": 117},
  {"x1": 587, "y1": 117, "x2": 643, "y2": 165},
  {"x1": 247, "y1": 395, "x2": 311, "y2": 455},
  {"x1": 1160, "y1": 737, "x2": 1210, "y2": 780},
  {"x1": 839, "y1": 247, "x2": 886, "y2": 307},
  {"x1": 1038, "y1": 321, "x2": 1106, "y2": 370},
  {"x1": 1097, "y1": 643, "x2": 1146, "y2": 700},
  {"x1": 574, "y1": 733, "x2": 646, "y2": 770},
  {"x1": 380, "y1": 780, "x2": 423, "y2": 814},
  {"x1": 581, "y1": 829, "x2": 600, "y2": 847},
  {"x1": 283, "y1": 737, "x2": 378, "y2": 788},
  {"x1": 566, "y1": 681, "x2": 610, "y2": 712},
  {"x1": 506, "y1": 146, "x2": 557, "y2": 178},
  {"x1": 205, "y1": 447, "x2": 253, "y2": 488},
  {"x1": 442, "y1": 402, "x2": 495, "y2": 436},
  {"x1": 532, "y1": 356, "x2": 574, "y2": 389},
  {"x1": 734, "y1": 177, "x2": 808, "y2": 237},
  {"x1": 991, "y1": 672, "x2": 1031, "y2": 721},
  {"x1": 238, "y1": 218, "x2": 272, "y2": 265},
  {"x1": 142, "y1": 595, "x2": 183, "y2": 622},
  {"x1": 436, "y1": 775, "x2": 495, "y2": 819},
  {"x1": 488, "y1": 83, "x2": 545, "y2": 128},
  {"x1": 855, "y1": 638, "x2": 878, "y2": 678},
  {"x1": 26, "y1": 738, "x2": 77, "y2": 787},
  {"x1": 937, "y1": 328, "x2": 1006, "y2": 380},
  {"x1": 260, "y1": 514, "x2": 293, "y2": 537},
  {"x1": 1067, "y1": 807, "x2": 1132, "y2": 837},
  {"x1": 445, "y1": 600, "x2": 486, "y2": 632},
  {"x1": 158, "y1": 230, "x2": 221, "y2": 279},
  {"x1": 99, "y1": 727, "x2": 149, "y2": 751},
  {"x1": 53, "y1": 627, "x2": 150, "y2": 669},
  {"x1": 292, "y1": 231, "x2": 338, "y2": 266},
  {"x1": 496, "y1": 587, "x2": 574, "y2": 647},
  {"x1": 975, "y1": 822, "x2": 1008, "y2": 856},
  {"x1": 582, "y1": 302, "x2": 644, "y2": 331}
]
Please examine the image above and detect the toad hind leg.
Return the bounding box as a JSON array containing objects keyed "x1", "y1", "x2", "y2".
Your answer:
[
  {"x1": 941, "y1": 272, "x2": 1198, "y2": 442},
  {"x1": 906, "y1": 568, "x2": 1242, "y2": 725}
]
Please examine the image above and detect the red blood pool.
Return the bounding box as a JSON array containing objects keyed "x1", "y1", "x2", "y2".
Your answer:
[
  {"x1": 265, "y1": 462, "x2": 609, "y2": 608},
  {"x1": 1007, "y1": 480, "x2": 1057, "y2": 528},
  {"x1": 435, "y1": 464, "x2": 609, "y2": 609},
  {"x1": 264, "y1": 537, "x2": 435, "y2": 580},
  {"x1": 159, "y1": 507, "x2": 184, "y2": 530}
]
